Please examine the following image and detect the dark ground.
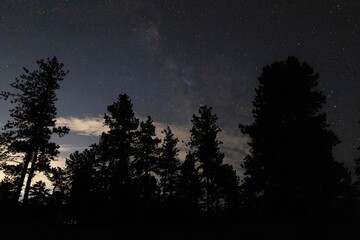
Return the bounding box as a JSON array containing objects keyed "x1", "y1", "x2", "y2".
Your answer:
[{"x1": 1, "y1": 223, "x2": 360, "y2": 240}]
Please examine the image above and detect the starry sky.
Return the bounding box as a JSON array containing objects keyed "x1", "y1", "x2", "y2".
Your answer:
[{"x1": 0, "y1": 0, "x2": 359, "y2": 176}]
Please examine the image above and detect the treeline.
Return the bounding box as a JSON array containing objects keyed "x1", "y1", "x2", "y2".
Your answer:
[
  {"x1": 52, "y1": 99, "x2": 239, "y2": 225},
  {"x1": 0, "y1": 56, "x2": 359, "y2": 228}
]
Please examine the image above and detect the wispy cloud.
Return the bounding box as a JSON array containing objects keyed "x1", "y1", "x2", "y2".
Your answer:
[
  {"x1": 51, "y1": 156, "x2": 67, "y2": 169},
  {"x1": 59, "y1": 144, "x2": 87, "y2": 153},
  {"x1": 56, "y1": 116, "x2": 108, "y2": 136},
  {"x1": 218, "y1": 129, "x2": 249, "y2": 175}
]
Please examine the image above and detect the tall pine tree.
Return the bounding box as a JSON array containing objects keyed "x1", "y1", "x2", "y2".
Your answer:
[
  {"x1": 189, "y1": 105, "x2": 225, "y2": 213},
  {"x1": 132, "y1": 116, "x2": 161, "y2": 208},
  {"x1": 158, "y1": 126, "x2": 180, "y2": 205},
  {"x1": 177, "y1": 152, "x2": 202, "y2": 212},
  {"x1": 240, "y1": 56, "x2": 350, "y2": 221},
  {"x1": 0, "y1": 57, "x2": 69, "y2": 203},
  {"x1": 65, "y1": 146, "x2": 107, "y2": 224},
  {"x1": 102, "y1": 94, "x2": 139, "y2": 209}
]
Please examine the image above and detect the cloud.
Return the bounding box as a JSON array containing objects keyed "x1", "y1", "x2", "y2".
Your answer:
[
  {"x1": 59, "y1": 144, "x2": 87, "y2": 153},
  {"x1": 51, "y1": 156, "x2": 67, "y2": 169},
  {"x1": 56, "y1": 116, "x2": 108, "y2": 136},
  {"x1": 218, "y1": 129, "x2": 249, "y2": 176}
]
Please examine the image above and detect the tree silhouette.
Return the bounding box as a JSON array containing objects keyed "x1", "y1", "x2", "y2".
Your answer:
[
  {"x1": 0, "y1": 176, "x2": 18, "y2": 203},
  {"x1": 100, "y1": 94, "x2": 139, "y2": 219},
  {"x1": 214, "y1": 163, "x2": 240, "y2": 211},
  {"x1": 240, "y1": 56, "x2": 351, "y2": 221},
  {"x1": 0, "y1": 162, "x2": 22, "y2": 197},
  {"x1": 65, "y1": 146, "x2": 109, "y2": 223},
  {"x1": 103, "y1": 94, "x2": 139, "y2": 192},
  {"x1": 45, "y1": 166, "x2": 71, "y2": 205},
  {"x1": 189, "y1": 105, "x2": 225, "y2": 213},
  {"x1": 158, "y1": 126, "x2": 180, "y2": 206},
  {"x1": 28, "y1": 181, "x2": 50, "y2": 205},
  {"x1": 177, "y1": 152, "x2": 202, "y2": 214},
  {"x1": 0, "y1": 57, "x2": 69, "y2": 203},
  {"x1": 132, "y1": 116, "x2": 161, "y2": 209}
]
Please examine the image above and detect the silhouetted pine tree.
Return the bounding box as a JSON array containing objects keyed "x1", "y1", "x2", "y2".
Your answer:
[
  {"x1": 103, "y1": 94, "x2": 139, "y2": 188},
  {"x1": 177, "y1": 152, "x2": 202, "y2": 214},
  {"x1": 158, "y1": 126, "x2": 180, "y2": 206},
  {"x1": 0, "y1": 57, "x2": 69, "y2": 203},
  {"x1": 28, "y1": 181, "x2": 50, "y2": 205},
  {"x1": 0, "y1": 176, "x2": 18, "y2": 203},
  {"x1": 46, "y1": 166, "x2": 70, "y2": 205},
  {"x1": 240, "y1": 56, "x2": 351, "y2": 221},
  {"x1": 101, "y1": 94, "x2": 139, "y2": 218},
  {"x1": 0, "y1": 163, "x2": 23, "y2": 200},
  {"x1": 215, "y1": 163, "x2": 240, "y2": 211},
  {"x1": 65, "y1": 146, "x2": 106, "y2": 224},
  {"x1": 189, "y1": 105, "x2": 225, "y2": 213},
  {"x1": 132, "y1": 116, "x2": 161, "y2": 209}
]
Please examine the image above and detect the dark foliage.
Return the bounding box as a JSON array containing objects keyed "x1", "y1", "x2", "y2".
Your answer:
[
  {"x1": 240, "y1": 56, "x2": 352, "y2": 222},
  {"x1": 0, "y1": 57, "x2": 69, "y2": 203},
  {"x1": 131, "y1": 116, "x2": 161, "y2": 218},
  {"x1": 158, "y1": 126, "x2": 181, "y2": 206},
  {"x1": 176, "y1": 152, "x2": 203, "y2": 216},
  {"x1": 189, "y1": 105, "x2": 239, "y2": 213},
  {"x1": 103, "y1": 94, "x2": 139, "y2": 196},
  {"x1": 100, "y1": 93, "x2": 140, "y2": 222}
]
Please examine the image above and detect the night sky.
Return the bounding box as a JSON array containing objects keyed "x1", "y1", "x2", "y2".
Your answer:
[{"x1": 0, "y1": 1, "x2": 359, "y2": 176}]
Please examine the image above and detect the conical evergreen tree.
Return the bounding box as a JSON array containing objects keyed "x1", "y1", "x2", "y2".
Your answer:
[
  {"x1": 215, "y1": 163, "x2": 240, "y2": 211},
  {"x1": 28, "y1": 181, "x2": 50, "y2": 205},
  {"x1": 132, "y1": 116, "x2": 161, "y2": 208},
  {"x1": 102, "y1": 94, "x2": 139, "y2": 214},
  {"x1": 240, "y1": 56, "x2": 351, "y2": 221},
  {"x1": 177, "y1": 152, "x2": 202, "y2": 213},
  {"x1": 189, "y1": 105, "x2": 225, "y2": 213},
  {"x1": 158, "y1": 126, "x2": 180, "y2": 205},
  {"x1": 65, "y1": 146, "x2": 107, "y2": 224}
]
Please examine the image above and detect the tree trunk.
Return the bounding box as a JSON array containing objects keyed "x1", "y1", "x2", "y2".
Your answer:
[
  {"x1": 22, "y1": 148, "x2": 38, "y2": 204},
  {"x1": 14, "y1": 151, "x2": 33, "y2": 202}
]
